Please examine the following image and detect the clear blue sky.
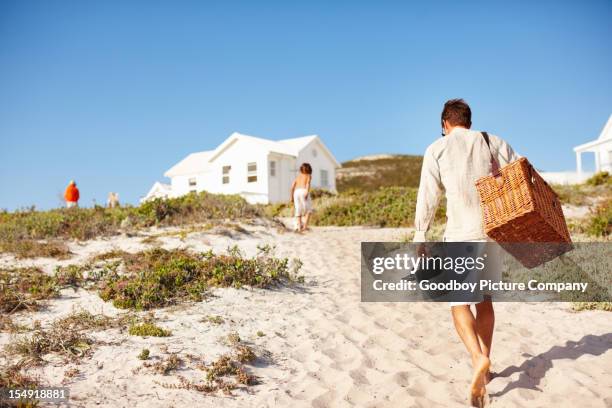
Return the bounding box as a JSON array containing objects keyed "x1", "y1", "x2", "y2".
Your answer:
[{"x1": 1, "y1": 0, "x2": 610, "y2": 210}]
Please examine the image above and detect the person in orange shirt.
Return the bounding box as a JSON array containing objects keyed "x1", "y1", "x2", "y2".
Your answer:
[{"x1": 64, "y1": 180, "x2": 80, "y2": 208}]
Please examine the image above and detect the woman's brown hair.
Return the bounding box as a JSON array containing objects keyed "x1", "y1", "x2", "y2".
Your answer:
[{"x1": 299, "y1": 163, "x2": 312, "y2": 174}]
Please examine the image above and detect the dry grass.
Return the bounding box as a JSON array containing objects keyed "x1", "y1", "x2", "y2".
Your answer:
[
  {"x1": 143, "y1": 353, "x2": 183, "y2": 375},
  {"x1": 0, "y1": 362, "x2": 39, "y2": 389},
  {"x1": 0, "y1": 267, "x2": 60, "y2": 314},
  {"x1": 572, "y1": 302, "x2": 612, "y2": 312},
  {"x1": 336, "y1": 154, "x2": 423, "y2": 192},
  {"x1": 152, "y1": 333, "x2": 259, "y2": 395},
  {"x1": 5, "y1": 324, "x2": 94, "y2": 365},
  {"x1": 3, "y1": 310, "x2": 134, "y2": 366},
  {"x1": 202, "y1": 315, "x2": 224, "y2": 325},
  {"x1": 0, "y1": 239, "x2": 72, "y2": 260}
]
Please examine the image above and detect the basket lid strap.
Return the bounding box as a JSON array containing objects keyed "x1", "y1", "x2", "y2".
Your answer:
[{"x1": 481, "y1": 132, "x2": 501, "y2": 177}]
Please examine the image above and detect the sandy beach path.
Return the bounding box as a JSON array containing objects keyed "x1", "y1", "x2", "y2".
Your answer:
[{"x1": 1, "y1": 225, "x2": 610, "y2": 407}]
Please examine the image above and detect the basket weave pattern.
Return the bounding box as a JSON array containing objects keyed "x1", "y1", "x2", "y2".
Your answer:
[{"x1": 476, "y1": 157, "x2": 572, "y2": 268}]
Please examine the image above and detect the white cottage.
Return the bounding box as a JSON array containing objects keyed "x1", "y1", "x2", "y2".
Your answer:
[
  {"x1": 143, "y1": 132, "x2": 341, "y2": 204},
  {"x1": 541, "y1": 114, "x2": 612, "y2": 185}
]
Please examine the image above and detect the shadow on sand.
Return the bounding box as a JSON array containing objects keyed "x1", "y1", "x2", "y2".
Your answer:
[{"x1": 491, "y1": 333, "x2": 612, "y2": 397}]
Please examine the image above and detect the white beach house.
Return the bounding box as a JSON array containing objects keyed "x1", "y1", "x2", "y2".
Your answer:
[
  {"x1": 541, "y1": 114, "x2": 612, "y2": 185},
  {"x1": 143, "y1": 132, "x2": 341, "y2": 204}
]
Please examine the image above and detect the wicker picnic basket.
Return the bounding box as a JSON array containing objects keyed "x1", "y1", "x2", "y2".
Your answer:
[{"x1": 475, "y1": 137, "x2": 572, "y2": 269}]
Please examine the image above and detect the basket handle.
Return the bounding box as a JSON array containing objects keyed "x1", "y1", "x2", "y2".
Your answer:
[{"x1": 481, "y1": 132, "x2": 502, "y2": 178}]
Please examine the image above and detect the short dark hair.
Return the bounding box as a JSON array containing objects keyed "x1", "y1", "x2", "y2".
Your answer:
[
  {"x1": 441, "y1": 99, "x2": 472, "y2": 128},
  {"x1": 299, "y1": 163, "x2": 312, "y2": 174}
]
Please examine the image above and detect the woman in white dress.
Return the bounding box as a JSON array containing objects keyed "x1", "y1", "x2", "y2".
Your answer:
[{"x1": 290, "y1": 163, "x2": 313, "y2": 232}]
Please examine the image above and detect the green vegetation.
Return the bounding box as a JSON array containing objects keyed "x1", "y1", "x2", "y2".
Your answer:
[
  {"x1": 567, "y1": 199, "x2": 612, "y2": 238},
  {"x1": 203, "y1": 315, "x2": 225, "y2": 325},
  {"x1": 572, "y1": 302, "x2": 612, "y2": 312},
  {"x1": 586, "y1": 171, "x2": 611, "y2": 186},
  {"x1": 138, "y1": 348, "x2": 151, "y2": 360},
  {"x1": 99, "y1": 246, "x2": 302, "y2": 310},
  {"x1": 336, "y1": 155, "x2": 423, "y2": 192},
  {"x1": 552, "y1": 183, "x2": 611, "y2": 207},
  {"x1": 129, "y1": 323, "x2": 172, "y2": 337},
  {"x1": 0, "y1": 192, "x2": 261, "y2": 254},
  {"x1": 312, "y1": 187, "x2": 445, "y2": 227}
]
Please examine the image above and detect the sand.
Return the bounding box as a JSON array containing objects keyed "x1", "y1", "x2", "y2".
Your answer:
[{"x1": 1, "y1": 223, "x2": 610, "y2": 407}]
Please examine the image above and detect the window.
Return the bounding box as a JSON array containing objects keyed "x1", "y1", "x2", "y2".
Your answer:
[
  {"x1": 222, "y1": 165, "x2": 231, "y2": 184},
  {"x1": 312, "y1": 148, "x2": 318, "y2": 157},
  {"x1": 269, "y1": 161, "x2": 276, "y2": 177},
  {"x1": 188, "y1": 177, "x2": 197, "y2": 187},
  {"x1": 320, "y1": 169, "x2": 329, "y2": 187},
  {"x1": 247, "y1": 162, "x2": 257, "y2": 183}
]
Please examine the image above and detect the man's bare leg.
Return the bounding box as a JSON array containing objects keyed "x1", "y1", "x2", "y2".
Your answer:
[
  {"x1": 303, "y1": 212, "x2": 311, "y2": 230},
  {"x1": 452, "y1": 305, "x2": 490, "y2": 407},
  {"x1": 475, "y1": 298, "x2": 494, "y2": 383},
  {"x1": 295, "y1": 216, "x2": 303, "y2": 232}
]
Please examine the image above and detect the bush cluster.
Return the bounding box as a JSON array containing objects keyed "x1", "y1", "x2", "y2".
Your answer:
[
  {"x1": 98, "y1": 246, "x2": 302, "y2": 310},
  {"x1": 311, "y1": 186, "x2": 445, "y2": 228}
]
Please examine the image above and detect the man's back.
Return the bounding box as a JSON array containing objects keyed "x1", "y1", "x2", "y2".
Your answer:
[{"x1": 414, "y1": 127, "x2": 519, "y2": 241}]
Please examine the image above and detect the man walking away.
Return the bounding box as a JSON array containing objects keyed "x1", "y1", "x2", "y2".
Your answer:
[
  {"x1": 413, "y1": 99, "x2": 520, "y2": 406},
  {"x1": 64, "y1": 180, "x2": 80, "y2": 208}
]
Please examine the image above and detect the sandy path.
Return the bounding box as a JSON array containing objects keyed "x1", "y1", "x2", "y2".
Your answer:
[{"x1": 1, "y1": 225, "x2": 611, "y2": 407}]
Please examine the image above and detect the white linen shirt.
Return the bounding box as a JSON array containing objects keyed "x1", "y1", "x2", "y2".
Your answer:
[{"x1": 413, "y1": 127, "x2": 520, "y2": 242}]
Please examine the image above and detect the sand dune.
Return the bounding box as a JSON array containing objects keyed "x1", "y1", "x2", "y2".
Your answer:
[{"x1": 1, "y1": 224, "x2": 610, "y2": 407}]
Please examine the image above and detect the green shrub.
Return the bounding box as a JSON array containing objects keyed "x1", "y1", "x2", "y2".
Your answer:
[
  {"x1": 312, "y1": 186, "x2": 444, "y2": 227},
  {"x1": 98, "y1": 246, "x2": 302, "y2": 310},
  {"x1": 569, "y1": 199, "x2": 612, "y2": 237},
  {"x1": 585, "y1": 200, "x2": 611, "y2": 237},
  {"x1": 586, "y1": 171, "x2": 611, "y2": 186},
  {"x1": 138, "y1": 348, "x2": 150, "y2": 360},
  {"x1": 129, "y1": 323, "x2": 171, "y2": 337},
  {"x1": 572, "y1": 302, "x2": 612, "y2": 312}
]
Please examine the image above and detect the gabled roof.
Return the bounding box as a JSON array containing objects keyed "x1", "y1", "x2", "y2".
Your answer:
[
  {"x1": 276, "y1": 135, "x2": 319, "y2": 155},
  {"x1": 165, "y1": 132, "x2": 341, "y2": 178},
  {"x1": 164, "y1": 150, "x2": 213, "y2": 177},
  {"x1": 574, "y1": 114, "x2": 612, "y2": 152},
  {"x1": 207, "y1": 132, "x2": 295, "y2": 163},
  {"x1": 598, "y1": 114, "x2": 612, "y2": 141}
]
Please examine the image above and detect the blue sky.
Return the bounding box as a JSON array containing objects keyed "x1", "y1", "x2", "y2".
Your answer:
[{"x1": 1, "y1": 0, "x2": 611, "y2": 210}]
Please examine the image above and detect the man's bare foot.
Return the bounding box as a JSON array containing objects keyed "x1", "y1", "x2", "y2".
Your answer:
[{"x1": 469, "y1": 354, "x2": 490, "y2": 407}]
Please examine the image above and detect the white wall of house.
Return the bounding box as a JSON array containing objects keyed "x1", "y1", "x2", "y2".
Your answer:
[{"x1": 204, "y1": 140, "x2": 271, "y2": 204}]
